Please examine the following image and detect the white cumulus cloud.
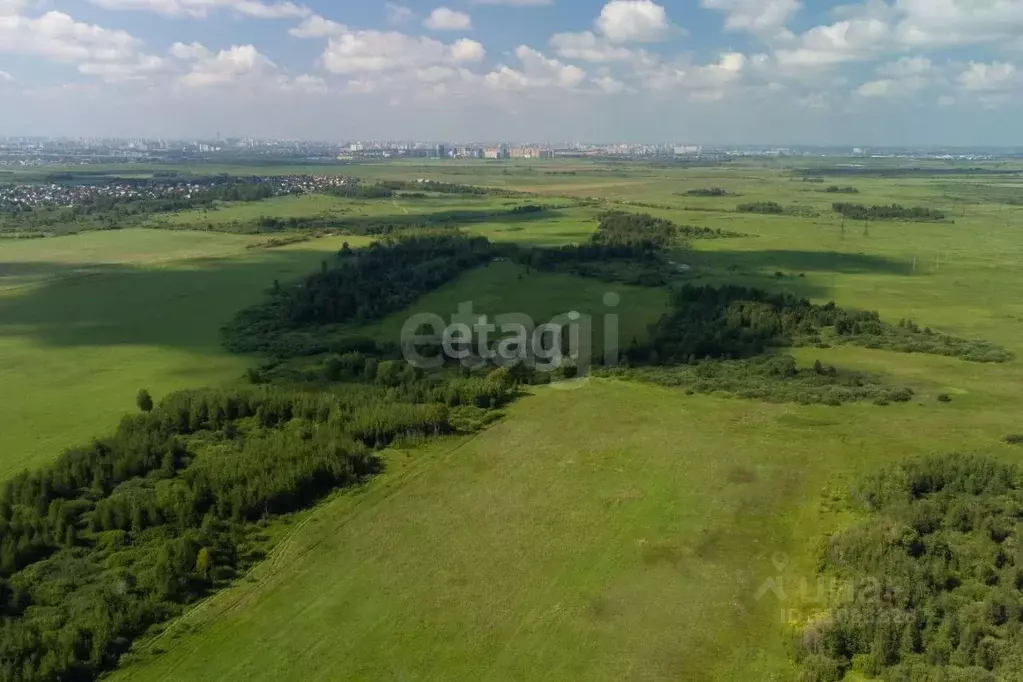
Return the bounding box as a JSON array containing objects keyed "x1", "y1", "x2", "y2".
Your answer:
[
  {"x1": 289, "y1": 14, "x2": 347, "y2": 38},
  {"x1": 89, "y1": 0, "x2": 310, "y2": 18},
  {"x1": 596, "y1": 0, "x2": 670, "y2": 43},
  {"x1": 178, "y1": 44, "x2": 276, "y2": 86},
  {"x1": 424, "y1": 7, "x2": 472, "y2": 31},
  {"x1": 857, "y1": 78, "x2": 894, "y2": 97},
  {"x1": 549, "y1": 31, "x2": 644, "y2": 62},
  {"x1": 385, "y1": 3, "x2": 413, "y2": 24},
  {"x1": 877, "y1": 55, "x2": 932, "y2": 78},
  {"x1": 773, "y1": 18, "x2": 891, "y2": 71},
  {"x1": 470, "y1": 0, "x2": 552, "y2": 5},
  {"x1": 321, "y1": 30, "x2": 484, "y2": 75},
  {"x1": 895, "y1": 0, "x2": 1023, "y2": 48},
  {"x1": 0, "y1": 11, "x2": 140, "y2": 64},
  {"x1": 485, "y1": 45, "x2": 587, "y2": 91},
  {"x1": 0, "y1": 0, "x2": 27, "y2": 15},
  {"x1": 701, "y1": 0, "x2": 800, "y2": 37},
  {"x1": 958, "y1": 61, "x2": 1017, "y2": 91}
]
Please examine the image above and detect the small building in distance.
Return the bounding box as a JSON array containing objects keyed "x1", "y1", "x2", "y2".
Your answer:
[{"x1": 508, "y1": 147, "x2": 554, "y2": 159}]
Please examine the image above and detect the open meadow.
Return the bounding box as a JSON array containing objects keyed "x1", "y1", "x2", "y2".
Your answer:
[
  {"x1": 4, "y1": 159, "x2": 1023, "y2": 681},
  {"x1": 0, "y1": 229, "x2": 370, "y2": 477}
]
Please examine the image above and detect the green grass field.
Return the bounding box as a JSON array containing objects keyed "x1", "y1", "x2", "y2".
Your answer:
[
  {"x1": 0, "y1": 229, "x2": 370, "y2": 478},
  {"x1": 355, "y1": 259, "x2": 668, "y2": 352},
  {"x1": 6, "y1": 159, "x2": 1023, "y2": 681},
  {"x1": 108, "y1": 380, "x2": 1023, "y2": 682}
]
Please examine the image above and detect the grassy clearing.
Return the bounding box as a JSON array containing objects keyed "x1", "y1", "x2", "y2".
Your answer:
[
  {"x1": 0, "y1": 229, "x2": 369, "y2": 478},
  {"x1": 357, "y1": 259, "x2": 668, "y2": 351}
]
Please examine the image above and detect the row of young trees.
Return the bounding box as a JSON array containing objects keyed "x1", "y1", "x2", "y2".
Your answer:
[
  {"x1": 252, "y1": 204, "x2": 553, "y2": 237},
  {"x1": 832, "y1": 203, "x2": 947, "y2": 221},
  {"x1": 684, "y1": 188, "x2": 730, "y2": 196},
  {"x1": 0, "y1": 370, "x2": 516, "y2": 682},
  {"x1": 737, "y1": 201, "x2": 785, "y2": 214}
]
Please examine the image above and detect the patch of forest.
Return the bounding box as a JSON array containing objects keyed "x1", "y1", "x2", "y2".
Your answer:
[
  {"x1": 248, "y1": 204, "x2": 556, "y2": 237},
  {"x1": 224, "y1": 223, "x2": 1010, "y2": 410},
  {"x1": 795, "y1": 454, "x2": 1023, "y2": 682},
  {"x1": 605, "y1": 285, "x2": 1008, "y2": 404},
  {"x1": 682, "y1": 188, "x2": 731, "y2": 197},
  {"x1": 516, "y1": 211, "x2": 687, "y2": 287},
  {"x1": 832, "y1": 203, "x2": 948, "y2": 222},
  {"x1": 636, "y1": 285, "x2": 1010, "y2": 365},
  {"x1": 520, "y1": 211, "x2": 739, "y2": 286},
  {"x1": 222, "y1": 232, "x2": 498, "y2": 357},
  {"x1": 738, "y1": 201, "x2": 786, "y2": 215},
  {"x1": 0, "y1": 373, "x2": 516, "y2": 682}
]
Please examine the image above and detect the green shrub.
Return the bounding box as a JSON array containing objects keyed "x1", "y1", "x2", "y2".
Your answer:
[{"x1": 796, "y1": 454, "x2": 1023, "y2": 680}]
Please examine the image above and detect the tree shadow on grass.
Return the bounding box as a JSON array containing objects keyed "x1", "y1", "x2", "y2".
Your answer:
[
  {"x1": 0, "y1": 248, "x2": 338, "y2": 352},
  {"x1": 679, "y1": 248, "x2": 912, "y2": 302},
  {"x1": 0, "y1": 244, "x2": 912, "y2": 355},
  {"x1": 0, "y1": 261, "x2": 113, "y2": 289},
  {"x1": 693, "y1": 249, "x2": 911, "y2": 276},
  {"x1": 328, "y1": 206, "x2": 564, "y2": 233}
]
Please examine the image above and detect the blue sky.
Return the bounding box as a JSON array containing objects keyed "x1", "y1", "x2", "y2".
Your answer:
[{"x1": 1, "y1": 0, "x2": 1022, "y2": 144}]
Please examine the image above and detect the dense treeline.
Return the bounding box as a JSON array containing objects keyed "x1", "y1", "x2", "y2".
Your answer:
[
  {"x1": 684, "y1": 188, "x2": 730, "y2": 197},
  {"x1": 631, "y1": 285, "x2": 1011, "y2": 365},
  {"x1": 600, "y1": 284, "x2": 1012, "y2": 404},
  {"x1": 738, "y1": 201, "x2": 785, "y2": 214},
  {"x1": 832, "y1": 203, "x2": 947, "y2": 222},
  {"x1": 249, "y1": 204, "x2": 555, "y2": 237},
  {"x1": 223, "y1": 232, "x2": 496, "y2": 356},
  {"x1": 0, "y1": 374, "x2": 515, "y2": 682},
  {"x1": 826, "y1": 186, "x2": 860, "y2": 194},
  {"x1": 796, "y1": 454, "x2": 1023, "y2": 681}
]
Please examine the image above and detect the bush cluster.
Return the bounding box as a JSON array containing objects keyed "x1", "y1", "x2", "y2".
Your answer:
[
  {"x1": 795, "y1": 454, "x2": 1023, "y2": 681},
  {"x1": 737, "y1": 201, "x2": 785, "y2": 214}
]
